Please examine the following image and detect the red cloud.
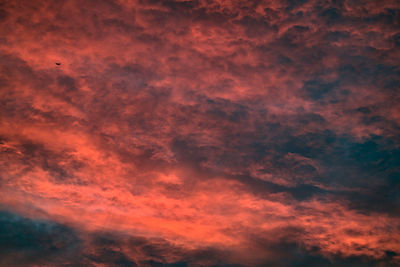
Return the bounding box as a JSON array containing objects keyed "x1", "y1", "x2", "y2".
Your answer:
[{"x1": 1, "y1": 0, "x2": 399, "y2": 265}]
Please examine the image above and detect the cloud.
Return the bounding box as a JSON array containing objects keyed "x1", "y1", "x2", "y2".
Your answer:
[
  {"x1": 0, "y1": 0, "x2": 399, "y2": 265},
  {"x1": 0, "y1": 210, "x2": 82, "y2": 266}
]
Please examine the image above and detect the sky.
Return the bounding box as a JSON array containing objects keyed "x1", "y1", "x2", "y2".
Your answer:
[{"x1": 0, "y1": 0, "x2": 399, "y2": 266}]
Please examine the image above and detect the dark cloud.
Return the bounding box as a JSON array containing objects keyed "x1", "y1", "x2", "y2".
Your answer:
[{"x1": 0, "y1": 210, "x2": 81, "y2": 266}]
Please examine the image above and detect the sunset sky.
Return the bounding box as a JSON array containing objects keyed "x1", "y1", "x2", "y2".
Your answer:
[{"x1": 0, "y1": 0, "x2": 400, "y2": 266}]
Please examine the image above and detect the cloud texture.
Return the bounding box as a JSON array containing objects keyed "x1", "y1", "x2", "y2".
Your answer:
[{"x1": 0, "y1": 0, "x2": 400, "y2": 266}]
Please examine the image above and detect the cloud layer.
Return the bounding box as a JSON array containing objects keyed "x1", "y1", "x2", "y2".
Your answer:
[{"x1": 1, "y1": 0, "x2": 399, "y2": 266}]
